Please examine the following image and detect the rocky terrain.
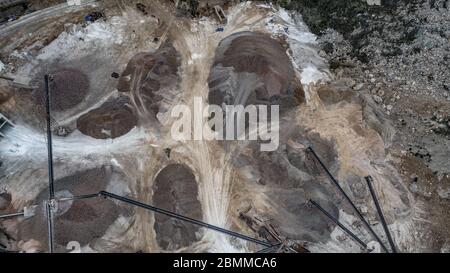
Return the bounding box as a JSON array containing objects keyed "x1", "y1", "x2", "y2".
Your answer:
[{"x1": 273, "y1": 0, "x2": 450, "y2": 252}]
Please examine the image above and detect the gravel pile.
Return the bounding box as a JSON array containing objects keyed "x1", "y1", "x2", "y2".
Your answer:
[
  {"x1": 153, "y1": 164, "x2": 202, "y2": 251},
  {"x1": 33, "y1": 68, "x2": 89, "y2": 111}
]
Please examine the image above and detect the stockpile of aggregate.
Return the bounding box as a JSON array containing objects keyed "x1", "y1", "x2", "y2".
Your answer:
[{"x1": 152, "y1": 164, "x2": 203, "y2": 251}]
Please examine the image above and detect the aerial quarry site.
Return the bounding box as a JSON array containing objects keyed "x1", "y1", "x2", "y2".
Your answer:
[{"x1": 0, "y1": 0, "x2": 449, "y2": 254}]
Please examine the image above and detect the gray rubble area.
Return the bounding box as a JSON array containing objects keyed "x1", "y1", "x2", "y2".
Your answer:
[{"x1": 273, "y1": 0, "x2": 450, "y2": 252}]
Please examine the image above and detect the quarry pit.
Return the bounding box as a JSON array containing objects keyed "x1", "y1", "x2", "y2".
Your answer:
[{"x1": 0, "y1": 0, "x2": 449, "y2": 253}]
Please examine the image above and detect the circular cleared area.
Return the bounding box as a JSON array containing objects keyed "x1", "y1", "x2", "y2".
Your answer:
[
  {"x1": 32, "y1": 68, "x2": 89, "y2": 111},
  {"x1": 76, "y1": 97, "x2": 137, "y2": 139},
  {"x1": 153, "y1": 164, "x2": 202, "y2": 250}
]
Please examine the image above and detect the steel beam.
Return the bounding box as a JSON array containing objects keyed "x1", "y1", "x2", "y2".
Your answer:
[
  {"x1": 99, "y1": 191, "x2": 273, "y2": 248},
  {"x1": 310, "y1": 200, "x2": 367, "y2": 249},
  {"x1": 0, "y1": 212, "x2": 24, "y2": 219},
  {"x1": 306, "y1": 147, "x2": 389, "y2": 252},
  {"x1": 365, "y1": 176, "x2": 398, "y2": 253},
  {"x1": 44, "y1": 75, "x2": 55, "y2": 253}
]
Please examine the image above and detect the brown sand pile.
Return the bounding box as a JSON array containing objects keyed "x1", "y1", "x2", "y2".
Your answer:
[
  {"x1": 117, "y1": 53, "x2": 156, "y2": 93},
  {"x1": 33, "y1": 68, "x2": 89, "y2": 111},
  {"x1": 117, "y1": 41, "x2": 180, "y2": 117},
  {"x1": 0, "y1": 85, "x2": 12, "y2": 105},
  {"x1": 18, "y1": 167, "x2": 120, "y2": 249},
  {"x1": 76, "y1": 97, "x2": 137, "y2": 139},
  {"x1": 0, "y1": 193, "x2": 12, "y2": 211},
  {"x1": 208, "y1": 31, "x2": 296, "y2": 107},
  {"x1": 153, "y1": 164, "x2": 202, "y2": 250}
]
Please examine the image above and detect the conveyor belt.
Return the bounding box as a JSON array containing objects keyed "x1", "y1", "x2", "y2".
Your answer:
[{"x1": 306, "y1": 147, "x2": 389, "y2": 253}]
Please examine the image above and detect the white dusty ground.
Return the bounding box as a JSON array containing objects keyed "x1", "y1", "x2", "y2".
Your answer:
[{"x1": 0, "y1": 1, "x2": 418, "y2": 253}]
